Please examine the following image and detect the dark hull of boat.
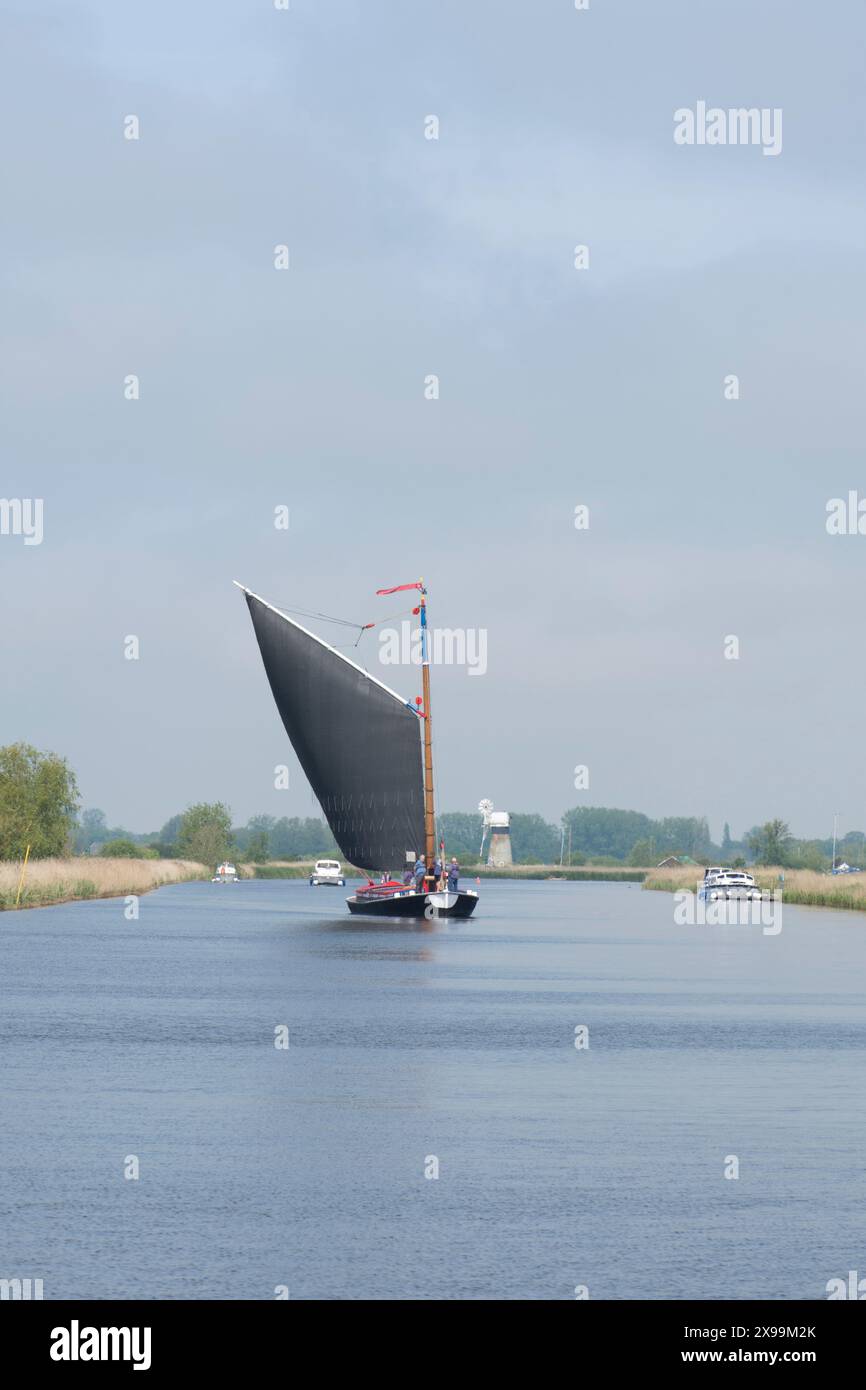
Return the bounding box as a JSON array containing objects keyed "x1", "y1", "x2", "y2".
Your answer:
[{"x1": 346, "y1": 889, "x2": 478, "y2": 919}]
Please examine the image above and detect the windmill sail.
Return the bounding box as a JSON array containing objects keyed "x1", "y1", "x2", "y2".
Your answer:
[{"x1": 237, "y1": 585, "x2": 425, "y2": 872}]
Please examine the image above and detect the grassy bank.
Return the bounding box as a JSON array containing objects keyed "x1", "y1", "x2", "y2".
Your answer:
[
  {"x1": 248, "y1": 862, "x2": 357, "y2": 880},
  {"x1": 249, "y1": 861, "x2": 647, "y2": 883},
  {"x1": 471, "y1": 864, "x2": 647, "y2": 882},
  {"x1": 643, "y1": 864, "x2": 866, "y2": 913},
  {"x1": 0, "y1": 857, "x2": 209, "y2": 911}
]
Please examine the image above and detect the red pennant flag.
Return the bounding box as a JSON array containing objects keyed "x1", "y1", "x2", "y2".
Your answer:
[{"x1": 376, "y1": 582, "x2": 424, "y2": 595}]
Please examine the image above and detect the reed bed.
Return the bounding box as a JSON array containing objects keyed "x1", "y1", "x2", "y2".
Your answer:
[
  {"x1": 250, "y1": 861, "x2": 648, "y2": 882},
  {"x1": 643, "y1": 864, "x2": 866, "y2": 913},
  {"x1": 0, "y1": 857, "x2": 208, "y2": 911},
  {"x1": 472, "y1": 864, "x2": 647, "y2": 882}
]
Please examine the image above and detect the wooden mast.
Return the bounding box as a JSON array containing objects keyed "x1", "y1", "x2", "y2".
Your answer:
[{"x1": 419, "y1": 584, "x2": 436, "y2": 891}]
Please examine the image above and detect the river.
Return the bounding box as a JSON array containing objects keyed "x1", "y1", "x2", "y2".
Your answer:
[{"x1": 1, "y1": 878, "x2": 863, "y2": 1300}]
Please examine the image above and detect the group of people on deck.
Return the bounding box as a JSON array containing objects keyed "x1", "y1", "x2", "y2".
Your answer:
[{"x1": 403, "y1": 854, "x2": 460, "y2": 893}]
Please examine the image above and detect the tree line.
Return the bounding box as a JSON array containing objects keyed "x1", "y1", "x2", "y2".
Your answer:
[{"x1": 0, "y1": 743, "x2": 858, "y2": 870}]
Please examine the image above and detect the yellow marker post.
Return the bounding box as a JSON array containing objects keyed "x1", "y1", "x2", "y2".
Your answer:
[{"x1": 15, "y1": 844, "x2": 31, "y2": 908}]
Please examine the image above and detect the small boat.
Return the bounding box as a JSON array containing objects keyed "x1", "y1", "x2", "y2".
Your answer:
[
  {"x1": 309, "y1": 859, "x2": 345, "y2": 887},
  {"x1": 236, "y1": 578, "x2": 478, "y2": 920},
  {"x1": 212, "y1": 862, "x2": 239, "y2": 883}
]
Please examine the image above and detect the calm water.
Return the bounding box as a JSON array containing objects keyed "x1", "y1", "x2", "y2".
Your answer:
[{"x1": 1, "y1": 878, "x2": 864, "y2": 1300}]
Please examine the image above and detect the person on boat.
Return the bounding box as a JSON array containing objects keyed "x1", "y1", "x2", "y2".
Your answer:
[
  {"x1": 433, "y1": 855, "x2": 443, "y2": 888},
  {"x1": 413, "y1": 855, "x2": 426, "y2": 890},
  {"x1": 447, "y1": 857, "x2": 460, "y2": 891}
]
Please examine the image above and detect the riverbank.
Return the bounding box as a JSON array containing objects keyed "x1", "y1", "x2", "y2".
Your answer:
[
  {"x1": 250, "y1": 861, "x2": 647, "y2": 883},
  {"x1": 643, "y1": 864, "x2": 866, "y2": 913},
  {"x1": 249, "y1": 862, "x2": 343, "y2": 880},
  {"x1": 0, "y1": 857, "x2": 648, "y2": 908},
  {"x1": 471, "y1": 864, "x2": 646, "y2": 882},
  {"x1": 0, "y1": 857, "x2": 209, "y2": 911}
]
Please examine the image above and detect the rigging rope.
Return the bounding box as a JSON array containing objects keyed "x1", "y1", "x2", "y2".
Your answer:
[
  {"x1": 276, "y1": 602, "x2": 418, "y2": 646},
  {"x1": 275, "y1": 600, "x2": 424, "y2": 699},
  {"x1": 274, "y1": 604, "x2": 363, "y2": 630}
]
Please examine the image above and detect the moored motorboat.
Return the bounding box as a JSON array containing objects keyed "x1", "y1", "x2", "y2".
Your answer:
[{"x1": 699, "y1": 867, "x2": 763, "y2": 901}]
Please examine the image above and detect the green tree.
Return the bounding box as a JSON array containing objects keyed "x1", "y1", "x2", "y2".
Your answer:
[
  {"x1": 177, "y1": 802, "x2": 233, "y2": 867},
  {"x1": 244, "y1": 815, "x2": 275, "y2": 863},
  {"x1": 509, "y1": 813, "x2": 560, "y2": 864},
  {"x1": 269, "y1": 816, "x2": 339, "y2": 860},
  {"x1": 246, "y1": 833, "x2": 269, "y2": 862},
  {"x1": 269, "y1": 817, "x2": 294, "y2": 859},
  {"x1": 747, "y1": 819, "x2": 793, "y2": 866},
  {"x1": 157, "y1": 813, "x2": 184, "y2": 854},
  {"x1": 75, "y1": 807, "x2": 108, "y2": 853},
  {"x1": 100, "y1": 837, "x2": 141, "y2": 858},
  {"x1": 721, "y1": 822, "x2": 732, "y2": 858},
  {"x1": 654, "y1": 817, "x2": 713, "y2": 857},
  {"x1": 0, "y1": 743, "x2": 79, "y2": 859},
  {"x1": 561, "y1": 807, "x2": 654, "y2": 861},
  {"x1": 837, "y1": 832, "x2": 866, "y2": 869},
  {"x1": 438, "y1": 812, "x2": 484, "y2": 862},
  {"x1": 629, "y1": 837, "x2": 656, "y2": 866},
  {"x1": 786, "y1": 839, "x2": 828, "y2": 872}
]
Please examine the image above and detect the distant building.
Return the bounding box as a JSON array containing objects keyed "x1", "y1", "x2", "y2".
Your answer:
[
  {"x1": 488, "y1": 811, "x2": 512, "y2": 868},
  {"x1": 479, "y1": 800, "x2": 513, "y2": 868}
]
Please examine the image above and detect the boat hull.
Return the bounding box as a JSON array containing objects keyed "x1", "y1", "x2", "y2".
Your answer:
[{"x1": 346, "y1": 889, "x2": 478, "y2": 919}]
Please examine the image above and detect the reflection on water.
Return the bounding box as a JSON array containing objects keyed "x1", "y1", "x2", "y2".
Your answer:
[
  {"x1": 1, "y1": 878, "x2": 865, "y2": 1300},
  {"x1": 316, "y1": 943, "x2": 435, "y2": 963},
  {"x1": 309, "y1": 914, "x2": 439, "y2": 960}
]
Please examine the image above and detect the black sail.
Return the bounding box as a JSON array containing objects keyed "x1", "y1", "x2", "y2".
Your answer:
[{"x1": 238, "y1": 586, "x2": 425, "y2": 872}]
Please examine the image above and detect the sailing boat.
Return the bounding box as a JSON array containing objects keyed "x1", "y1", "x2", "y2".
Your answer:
[{"x1": 235, "y1": 579, "x2": 479, "y2": 919}]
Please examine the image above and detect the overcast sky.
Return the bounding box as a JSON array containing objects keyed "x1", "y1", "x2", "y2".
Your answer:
[{"x1": 3, "y1": 0, "x2": 865, "y2": 841}]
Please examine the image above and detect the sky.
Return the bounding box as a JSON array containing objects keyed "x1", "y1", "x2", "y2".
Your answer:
[{"x1": 2, "y1": 0, "x2": 865, "y2": 841}]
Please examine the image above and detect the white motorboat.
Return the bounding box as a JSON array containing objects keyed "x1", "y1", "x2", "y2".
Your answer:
[
  {"x1": 699, "y1": 867, "x2": 762, "y2": 902},
  {"x1": 309, "y1": 859, "x2": 345, "y2": 887},
  {"x1": 212, "y1": 861, "x2": 239, "y2": 883}
]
